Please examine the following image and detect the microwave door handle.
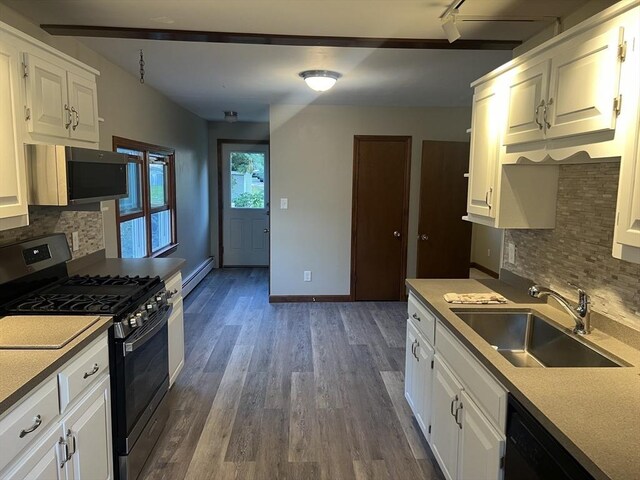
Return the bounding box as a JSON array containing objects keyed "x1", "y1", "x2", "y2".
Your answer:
[{"x1": 123, "y1": 305, "x2": 172, "y2": 356}]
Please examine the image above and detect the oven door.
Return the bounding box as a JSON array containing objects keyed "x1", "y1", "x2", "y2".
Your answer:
[{"x1": 113, "y1": 305, "x2": 171, "y2": 454}]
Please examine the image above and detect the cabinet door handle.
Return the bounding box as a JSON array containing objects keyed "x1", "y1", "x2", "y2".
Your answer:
[
  {"x1": 64, "y1": 104, "x2": 72, "y2": 129},
  {"x1": 66, "y1": 429, "x2": 76, "y2": 459},
  {"x1": 455, "y1": 403, "x2": 463, "y2": 429},
  {"x1": 59, "y1": 437, "x2": 69, "y2": 468},
  {"x1": 450, "y1": 395, "x2": 458, "y2": 417},
  {"x1": 412, "y1": 312, "x2": 421, "y2": 322},
  {"x1": 534, "y1": 100, "x2": 545, "y2": 130},
  {"x1": 83, "y1": 363, "x2": 99, "y2": 379},
  {"x1": 487, "y1": 187, "x2": 493, "y2": 209},
  {"x1": 71, "y1": 107, "x2": 79, "y2": 130},
  {"x1": 19, "y1": 414, "x2": 42, "y2": 438},
  {"x1": 543, "y1": 98, "x2": 553, "y2": 129},
  {"x1": 414, "y1": 341, "x2": 419, "y2": 361}
]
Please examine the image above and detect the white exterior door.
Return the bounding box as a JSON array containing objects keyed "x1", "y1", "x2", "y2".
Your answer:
[
  {"x1": 467, "y1": 84, "x2": 498, "y2": 218},
  {"x1": 458, "y1": 391, "x2": 505, "y2": 480},
  {"x1": 546, "y1": 26, "x2": 623, "y2": 140},
  {"x1": 0, "y1": 38, "x2": 29, "y2": 229},
  {"x1": 24, "y1": 53, "x2": 69, "y2": 138},
  {"x1": 63, "y1": 376, "x2": 112, "y2": 480},
  {"x1": 503, "y1": 59, "x2": 550, "y2": 146},
  {"x1": 222, "y1": 143, "x2": 270, "y2": 267},
  {"x1": 430, "y1": 356, "x2": 463, "y2": 480},
  {"x1": 67, "y1": 72, "x2": 99, "y2": 142}
]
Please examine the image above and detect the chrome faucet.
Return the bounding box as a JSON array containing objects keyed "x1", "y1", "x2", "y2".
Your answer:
[{"x1": 528, "y1": 284, "x2": 591, "y2": 335}]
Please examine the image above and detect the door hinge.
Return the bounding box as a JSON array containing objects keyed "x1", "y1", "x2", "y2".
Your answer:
[
  {"x1": 499, "y1": 455, "x2": 505, "y2": 469},
  {"x1": 430, "y1": 359, "x2": 434, "y2": 369},
  {"x1": 618, "y1": 41, "x2": 627, "y2": 61},
  {"x1": 25, "y1": 107, "x2": 31, "y2": 121},
  {"x1": 428, "y1": 424, "x2": 432, "y2": 434},
  {"x1": 22, "y1": 62, "x2": 28, "y2": 78},
  {"x1": 613, "y1": 95, "x2": 622, "y2": 116}
]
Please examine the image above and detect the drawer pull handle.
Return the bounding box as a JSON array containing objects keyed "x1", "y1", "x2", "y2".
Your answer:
[
  {"x1": 450, "y1": 395, "x2": 458, "y2": 417},
  {"x1": 19, "y1": 415, "x2": 42, "y2": 438},
  {"x1": 412, "y1": 313, "x2": 421, "y2": 322},
  {"x1": 455, "y1": 403, "x2": 463, "y2": 429},
  {"x1": 83, "y1": 363, "x2": 100, "y2": 379}
]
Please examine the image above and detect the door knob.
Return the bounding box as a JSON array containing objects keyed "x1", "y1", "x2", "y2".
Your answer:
[
  {"x1": 419, "y1": 234, "x2": 429, "y2": 241},
  {"x1": 263, "y1": 228, "x2": 270, "y2": 233},
  {"x1": 393, "y1": 231, "x2": 401, "y2": 238}
]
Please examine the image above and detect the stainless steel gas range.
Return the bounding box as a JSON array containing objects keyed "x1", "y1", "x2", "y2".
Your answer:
[{"x1": 0, "y1": 234, "x2": 173, "y2": 480}]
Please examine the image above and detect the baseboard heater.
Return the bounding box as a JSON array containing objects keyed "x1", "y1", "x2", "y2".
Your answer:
[{"x1": 182, "y1": 257, "x2": 215, "y2": 297}]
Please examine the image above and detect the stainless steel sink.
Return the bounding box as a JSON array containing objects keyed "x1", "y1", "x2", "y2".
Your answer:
[{"x1": 453, "y1": 310, "x2": 624, "y2": 368}]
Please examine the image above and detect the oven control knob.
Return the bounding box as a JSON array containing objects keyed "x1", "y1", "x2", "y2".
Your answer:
[
  {"x1": 155, "y1": 294, "x2": 164, "y2": 303},
  {"x1": 146, "y1": 302, "x2": 156, "y2": 311},
  {"x1": 136, "y1": 311, "x2": 148, "y2": 326},
  {"x1": 128, "y1": 315, "x2": 138, "y2": 328}
]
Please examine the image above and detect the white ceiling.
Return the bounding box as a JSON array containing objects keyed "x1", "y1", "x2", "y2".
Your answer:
[{"x1": 3, "y1": 0, "x2": 593, "y2": 121}]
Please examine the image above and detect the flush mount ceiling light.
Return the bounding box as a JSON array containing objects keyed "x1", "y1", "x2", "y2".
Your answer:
[
  {"x1": 298, "y1": 70, "x2": 342, "y2": 92},
  {"x1": 224, "y1": 111, "x2": 238, "y2": 123}
]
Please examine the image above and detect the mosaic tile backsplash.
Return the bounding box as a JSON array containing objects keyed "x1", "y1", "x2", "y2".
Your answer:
[
  {"x1": 503, "y1": 162, "x2": 640, "y2": 331},
  {"x1": 0, "y1": 207, "x2": 104, "y2": 260}
]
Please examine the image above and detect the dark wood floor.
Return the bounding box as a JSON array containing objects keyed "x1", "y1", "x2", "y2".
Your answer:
[{"x1": 141, "y1": 268, "x2": 443, "y2": 480}]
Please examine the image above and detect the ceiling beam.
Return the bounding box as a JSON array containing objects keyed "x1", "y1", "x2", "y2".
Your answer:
[{"x1": 40, "y1": 25, "x2": 521, "y2": 50}]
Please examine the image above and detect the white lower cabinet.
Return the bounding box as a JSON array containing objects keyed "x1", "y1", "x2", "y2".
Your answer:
[
  {"x1": 62, "y1": 376, "x2": 112, "y2": 480},
  {"x1": 166, "y1": 271, "x2": 185, "y2": 388},
  {"x1": 431, "y1": 356, "x2": 464, "y2": 480},
  {"x1": 2, "y1": 424, "x2": 65, "y2": 480},
  {"x1": 404, "y1": 319, "x2": 434, "y2": 438}
]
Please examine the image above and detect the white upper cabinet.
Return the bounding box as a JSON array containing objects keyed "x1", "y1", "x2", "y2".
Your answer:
[
  {"x1": 504, "y1": 59, "x2": 550, "y2": 146},
  {"x1": 67, "y1": 72, "x2": 99, "y2": 142},
  {"x1": 0, "y1": 36, "x2": 29, "y2": 230},
  {"x1": 546, "y1": 25, "x2": 624, "y2": 140},
  {"x1": 24, "y1": 53, "x2": 69, "y2": 138},
  {"x1": 24, "y1": 52, "x2": 100, "y2": 144},
  {"x1": 467, "y1": 83, "x2": 499, "y2": 218}
]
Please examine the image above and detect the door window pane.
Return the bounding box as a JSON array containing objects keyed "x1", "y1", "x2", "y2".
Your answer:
[
  {"x1": 151, "y1": 210, "x2": 171, "y2": 252},
  {"x1": 149, "y1": 159, "x2": 168, "y2": 208},
  {"x1": 230, "y1": 152, "x2": 265, "y2": 209},
  {"x1": 118, "y1": 162, "x2": 143, "y2": 215},
  {"x1": 120, "y1": 217, "x2": 147, "y2": 258}
]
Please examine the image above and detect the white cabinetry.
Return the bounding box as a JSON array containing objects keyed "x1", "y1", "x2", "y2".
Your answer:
[
  {"x1": 467, "y1": 82, "x2": 499, "y2": 218},
  {"x1": 405, "y1": 319, "x2": 434, "y2": 436},
  {"x1": 0, "y1": 334, "x2": 113, "y2": 480},
  {"x1": 166, "y1": 271, "x2": 185, "y2": 387},
  {"x1": 0, "y1": 35, "x2": 28, "y2": 231},
  {"x1": 24, "y1": 53, "x2": 99, "y2": 143}
]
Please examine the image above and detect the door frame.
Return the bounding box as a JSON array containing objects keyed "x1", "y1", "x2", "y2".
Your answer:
[
  {"x1": 216, "y1": 139, "x2": 270, "y2": 267},
  {"x1": 350, "y1": 135, "x2": 412, "y2": 301}
]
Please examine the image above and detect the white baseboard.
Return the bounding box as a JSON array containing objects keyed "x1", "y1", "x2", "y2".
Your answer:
[{"x1": 182, "y1": 257, "x2": 215, "y2": 297}]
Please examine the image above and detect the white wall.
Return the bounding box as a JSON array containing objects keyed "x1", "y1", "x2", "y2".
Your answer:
[
  {"x1": 208, "y1": 121, "x2": 270, "y2": 265},
  {"x1": 0, "y1": 3, "x2": 210, "y2": 279},
  {"x1": 270, "y1": 104, "x2": 471, "y2": 296},
  {"x1": 470, "y1": 224, "x2": 503, "y2": 274}
]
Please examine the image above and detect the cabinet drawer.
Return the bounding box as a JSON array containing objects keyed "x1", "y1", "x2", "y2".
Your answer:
[
  {"x1": 165, "y1": 272, "x2": 182, "y2": 303},
  {"x1": 436, "y1": 320, "x2": 507, "y2": 430},
  {"x1": 58, "y1": 334, "x2": 109, "y2": 413},
  {"x1": 408, "y1": 292, "x2": 436, "y2": 345},
  {"x1": 0, "y1": 377, "x2": 59, "y2": 471}
]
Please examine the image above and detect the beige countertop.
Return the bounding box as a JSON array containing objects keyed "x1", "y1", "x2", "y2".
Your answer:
[
  {"x1": 69, "y1": 256, "x2": 185, "y2": 281},
  {"x1": 0, "y1": 315, "x2": 112, "y2": 416},
  {"x1": 406, "y1": 278, "x2": 640, "y2": 480}
]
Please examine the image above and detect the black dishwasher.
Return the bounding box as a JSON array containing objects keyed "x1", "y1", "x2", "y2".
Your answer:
[{"x1": 505, "y1": 394, "x2": 595, "y2": 480}]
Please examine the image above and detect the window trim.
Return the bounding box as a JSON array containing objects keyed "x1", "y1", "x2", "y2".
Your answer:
[{"x1": 113, "y1": 136, "x2": 178, "y2": 258}]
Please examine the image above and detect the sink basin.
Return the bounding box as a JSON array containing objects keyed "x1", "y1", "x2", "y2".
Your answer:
[{"x1": 453, "y1": 310, "x2": 624, "y2": 368}]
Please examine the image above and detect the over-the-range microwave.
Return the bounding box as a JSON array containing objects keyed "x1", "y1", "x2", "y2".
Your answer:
[{"x1": 27, "y1": 144, "x2": 129, "y2": 206}]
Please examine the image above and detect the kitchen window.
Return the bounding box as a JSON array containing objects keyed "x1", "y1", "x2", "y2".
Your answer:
[{"x1": 114, "y1": 137, "x2": 177, "y2": 258}]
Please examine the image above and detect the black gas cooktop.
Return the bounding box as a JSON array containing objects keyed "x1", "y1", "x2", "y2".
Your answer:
[{"x1": 4, "y1": 274, "x2": 161, "y2": 316}]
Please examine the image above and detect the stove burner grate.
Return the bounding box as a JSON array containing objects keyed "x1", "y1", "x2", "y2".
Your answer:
[{"x1": 12, "y1": 293, "x2": 128, "y2": 314}]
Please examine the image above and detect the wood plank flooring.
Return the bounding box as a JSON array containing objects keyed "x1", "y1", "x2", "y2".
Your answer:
[{"x1": 141, "y1": 268, "x2": 443, "y2": 480}]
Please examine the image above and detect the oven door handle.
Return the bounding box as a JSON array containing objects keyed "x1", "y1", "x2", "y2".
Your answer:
[{"x1": 123, "y1": 305, "x2": 172, "y2": 356}]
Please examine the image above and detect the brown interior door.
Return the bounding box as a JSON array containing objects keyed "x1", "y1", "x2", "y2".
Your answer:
[
  {"x1": 351, "y1": 136, "x2": 411, "y2": 301},
  {"x1": 417, "y1": 140, "x2": 472, "y2": 279}
]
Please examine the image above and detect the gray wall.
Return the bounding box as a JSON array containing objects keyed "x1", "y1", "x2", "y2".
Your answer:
[
  {"x1": 269, "y1": 104, "x2": 471, "y2": 296},
  {"x1": 470, "y1": 224, "x2": 503, "y2": 274},
  {"x1": 0, "y1": 4, "x2": 210, "y2": 279},
  {"x1": 208, "y1": 121, "x2": 270, "y2": 266}
]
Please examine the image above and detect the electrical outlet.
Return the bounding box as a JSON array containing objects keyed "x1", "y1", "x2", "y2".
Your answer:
[
  {"x1": 487, "y1": 248, "x2": 491, "y2": 257},
  {"x1": 303, "y1": 270, "x2": 312, "y2": 282},
  {"x1": 280, "y1": 198, "x2": 288, "y2": 209},
  {"x1": 72, "y1": 231, "x2": 80, "y2": 252},
  {"x1": 508, "y1": 243, "x2": 516, "y2": 264}
]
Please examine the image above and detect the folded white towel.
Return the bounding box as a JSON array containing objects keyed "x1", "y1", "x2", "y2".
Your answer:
[{"x1": 443, "y1": 292, "x2": 508, "y2": 304}]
